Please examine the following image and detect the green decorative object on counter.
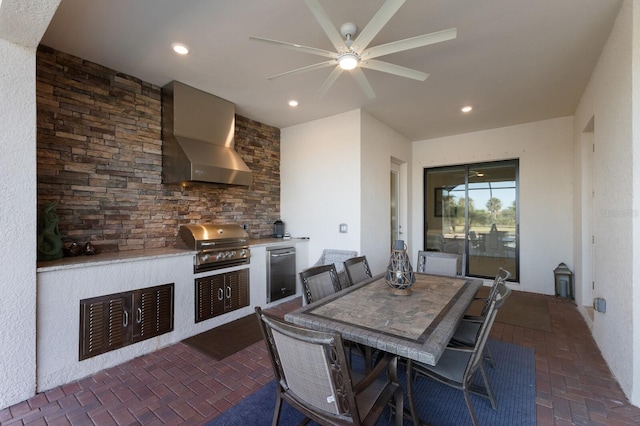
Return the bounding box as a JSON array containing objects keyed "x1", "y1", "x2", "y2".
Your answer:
[{"x1": 37, "y1": 202, "x2": 64, "y2": 261}]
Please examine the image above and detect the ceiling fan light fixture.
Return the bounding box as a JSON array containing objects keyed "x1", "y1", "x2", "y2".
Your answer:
[
  {"x1": 338, "y1": 52, "x2": 359, "y2": 70},
  {"x1": 171, "y1": 43, "x2": 189, "y2": 55}
]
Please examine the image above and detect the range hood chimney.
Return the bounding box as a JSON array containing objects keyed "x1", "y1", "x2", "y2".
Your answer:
[{"x1": 162, "y1": 81, "x2": 252, "y2": 186}]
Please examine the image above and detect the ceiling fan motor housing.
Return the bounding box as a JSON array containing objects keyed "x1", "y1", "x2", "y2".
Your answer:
[{"x1": 340, "y1": 22, "x2": 358, "y2": 42}]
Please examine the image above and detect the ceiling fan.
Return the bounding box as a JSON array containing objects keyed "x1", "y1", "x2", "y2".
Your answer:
[{"x1": 250, "y1": 0, "x2": 457, "y2": 99}]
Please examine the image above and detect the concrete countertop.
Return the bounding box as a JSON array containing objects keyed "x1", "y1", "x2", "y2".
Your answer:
[
  {"x1": 36, "y1": 247, "x2": 196, "y2": 272},
  {"x1": 36, "y1": 238, "x2": 309, "y2": 272}
]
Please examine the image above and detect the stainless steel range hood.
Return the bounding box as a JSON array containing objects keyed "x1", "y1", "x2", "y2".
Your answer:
[{"x1": 162, "y1": 81, "x2": 252, "y2": 186}]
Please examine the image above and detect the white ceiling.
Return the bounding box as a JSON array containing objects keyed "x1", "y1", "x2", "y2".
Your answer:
[{"x1": 39, "y1": 0, "x2": 622, "y2": 141}]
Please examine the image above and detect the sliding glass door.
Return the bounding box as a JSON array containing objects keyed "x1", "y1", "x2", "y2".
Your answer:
[{"x1": 424, "y1": 160, "x2": 518, "y2": 280}]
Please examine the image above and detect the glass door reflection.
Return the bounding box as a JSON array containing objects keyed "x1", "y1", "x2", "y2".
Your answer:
[{"x1": 425, "y1": 161, "x2": 518, "y2": 280}]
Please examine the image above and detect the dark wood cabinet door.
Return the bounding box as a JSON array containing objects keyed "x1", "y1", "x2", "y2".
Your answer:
[
  {"x1": 225, "y1": 268, "x2": 249, "y2": 312},
  {"x1": 212, "y1": 275, "x2": 226, "y2": 317},
  {"x1": 195, "y1": 277, "x2": 214, "y2": 323},
  {"x1": 195, "y1": 274, "x2": 226, "y2": 323},
  {"x1": 195, "y1": 269, "x2": 249, "y2": 322},
  {"x1": 80, "y1": 283, "x2": 174, "y2": 360},
  {"x1": 79, "y1": 293, "x2": 132, "y2": 361},
  {"x1": 133, "y1": 284, "x2": 174, "y2": 341}
]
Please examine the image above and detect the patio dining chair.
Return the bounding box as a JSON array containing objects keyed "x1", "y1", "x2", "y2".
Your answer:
[
  {"x1": 409, "y1": 297, "x2": 500, "y2": 426},
  {"x1": 300, "y1": 263, "x2": 374, "y2": 370},
  {"x1": 416, "y1": 250, "x2": 464, "y2": 277},
  {"x1": 299, "y1": 264, "x2": 342, "y2": 305},
  {"x1": 450, "y1": 278, "x2": 512, "y2": 367},
  {"x1": 343, "y1": 256, "x2": 373, "y2": 288},
  {"x1": 464, "y1": 267, "x2": 511, "y2": 321},
  {"x1": 314, "y1": 249, "x2": 358, "y2": 288},
  {"x1": 255, "y1": 307, "x2": 404, "y2": 426}
]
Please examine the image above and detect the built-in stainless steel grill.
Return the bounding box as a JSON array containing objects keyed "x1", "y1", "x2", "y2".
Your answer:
[{"x1": 179, "y1": 224, "x2": 250, "y2": 272}]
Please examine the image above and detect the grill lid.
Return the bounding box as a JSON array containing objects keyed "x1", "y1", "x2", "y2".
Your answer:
[{"x1": 179, "y1": 224, "x2": 249, "y2": 249}]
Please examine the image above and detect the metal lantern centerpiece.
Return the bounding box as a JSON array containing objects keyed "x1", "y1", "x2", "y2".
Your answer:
[{"x1": 385, "y1": 240, "x2": 416, "y2": 296}]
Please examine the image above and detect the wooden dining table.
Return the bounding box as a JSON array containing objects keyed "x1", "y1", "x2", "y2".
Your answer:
[{"x1": 285, "y1": 272, "x2": 483, "y2": 425}]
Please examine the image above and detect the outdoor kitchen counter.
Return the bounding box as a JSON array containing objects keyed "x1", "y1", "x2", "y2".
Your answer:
[
  {"x1": 36, "y1": 247, "x2": 196, "y2": 272},
  {"x1": 35, "y1": 238, "x2": 309, "y2": 393},
  {"x1": 36, "y1": 238, "x2": 309, "y2": 272}
]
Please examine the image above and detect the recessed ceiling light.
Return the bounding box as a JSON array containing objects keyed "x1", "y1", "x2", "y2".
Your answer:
[
  {"x1": 461, "y1": 105, "x2": 473, "y2": 113},
  {"x1": 288, "y1": 100, "x2": 299, "y2": 107},
  {"x1": 171, "y1": 43, "x2": 189, "y2": 55}
]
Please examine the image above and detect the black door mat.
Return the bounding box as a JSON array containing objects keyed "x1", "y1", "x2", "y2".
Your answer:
[{"x1": 182, "y1": 314, "x2": 263, "y2": 360}]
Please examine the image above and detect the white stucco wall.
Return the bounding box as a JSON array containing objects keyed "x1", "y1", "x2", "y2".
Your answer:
[
  {"x1": 281, "y1": 110, "x2": 362, "y2": 264},
  {"x1": 633, "y1": 1, "x2": 640, "y2": 407},
  {"x1": 281, "y1": 109, "x2": 413, "y2": 273},
  {"x1": 360, "y1": 111, "x2": 412, "y2": 275},
  {"x1": 411, "y1": 116, "x2": 574, "y2": 295},
  {"x1": 629, "y1": 2, "x2": 640, "y2": 406},
  {"x1": 0, "y1": 35, "x2": 39, "y2": 411},
  {"x1": 0, "y1": 0, "x2": 61, "y2": 409},
  {"x1": 573, "y1": 0, "x2": 638, "y2": 404}
]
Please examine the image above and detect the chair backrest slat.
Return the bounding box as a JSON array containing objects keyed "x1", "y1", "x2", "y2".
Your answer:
[{"x1": 343, "y1": 256, "x2": 373, "y2": 287}]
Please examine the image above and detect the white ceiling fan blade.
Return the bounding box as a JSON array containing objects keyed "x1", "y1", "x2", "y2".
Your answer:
[
  {"x1": 304, "y1": 0, "x2": 347, "y2": 52},
  {"x1": 250, "y1": 36, "x2": 337, "y2": 59},
  {"x1": 316, "y1": 66, "x2": 344, "y2": 98},
  {"x1": 360, "y1": 59, "x2": 428, "y2": 81},
  {"x1": 352, "y1": 0, "x2": 406, "y2": 54},
  {"x1": 351, "y1": 68, "x2": 376, "y2": 99},
  {"x1": 365, "y1": 28, "x2": 457, "y2": 59},
  {"x1": 268, "y1": 60, "x2": 337, "y2": 80}
]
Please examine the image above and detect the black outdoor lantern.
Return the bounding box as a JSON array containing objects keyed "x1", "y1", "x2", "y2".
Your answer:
[{"x1": 554, "y1": 262, "x2": 574, "y2": 299}]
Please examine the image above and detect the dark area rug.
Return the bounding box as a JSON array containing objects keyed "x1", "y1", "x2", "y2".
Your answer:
[
  {"x1": 182, "y1": 314, "x2": 263, "y2": 360},
  {"x1": 207, "y1": 339, "x2": 535, "y2": 426}
]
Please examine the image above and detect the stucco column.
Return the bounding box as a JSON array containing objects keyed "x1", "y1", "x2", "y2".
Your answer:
[{"x1": 0, "y1": 0, "x2": 60, "y2": 409}]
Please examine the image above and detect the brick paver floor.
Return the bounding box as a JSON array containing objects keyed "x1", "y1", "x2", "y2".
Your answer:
[{"x1": 2, "y1": 293, "x2": 639, "y2": 425}]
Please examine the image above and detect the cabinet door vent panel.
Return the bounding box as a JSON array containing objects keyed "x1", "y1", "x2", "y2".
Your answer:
[
  {"x1": 80, "y1": 283, "x2": 174, "y2": 361},
  {"x1": 106, "y1": 297, "x2": 128, "y2": 350},
  {"x1": 82, "y1": 301, "x2": 106, "y2": 359}
]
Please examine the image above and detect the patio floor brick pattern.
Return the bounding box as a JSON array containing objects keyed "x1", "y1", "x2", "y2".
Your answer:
[{"x1": 1, "y1": 293, "x2": 640, "y2": 425}]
